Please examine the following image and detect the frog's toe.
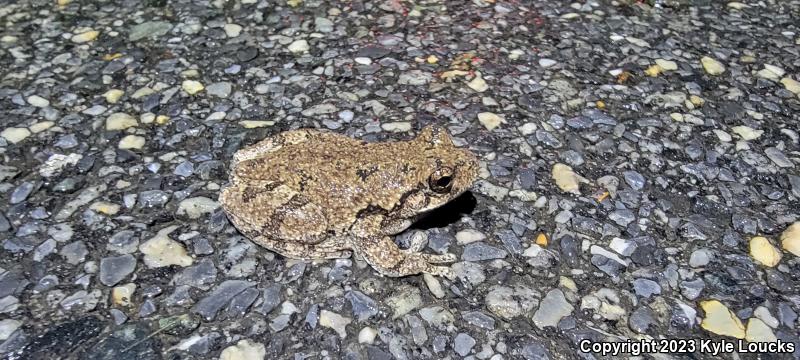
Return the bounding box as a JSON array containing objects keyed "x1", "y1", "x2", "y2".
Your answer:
[
  {"x1": 424, "y1": 253, "x2": 457, "y2": 264},
  {"x1": 426, "y1": 265, "x2": 455, "y2": 279}
]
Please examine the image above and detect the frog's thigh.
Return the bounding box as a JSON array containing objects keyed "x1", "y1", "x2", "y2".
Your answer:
[
  {"x1": 274, "y1": 199, "x2": 329, "y2": 244},
  {"x1": 252, "y1": 235, "x2": 352, "y2": 260}
]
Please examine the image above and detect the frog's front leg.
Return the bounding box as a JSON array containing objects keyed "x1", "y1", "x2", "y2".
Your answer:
[{"x1": 351, "y1": 215, "x2": 456, "y2": 278}]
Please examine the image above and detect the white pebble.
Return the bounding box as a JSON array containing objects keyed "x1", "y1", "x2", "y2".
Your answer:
[{"x1": 27, "y1": 95, "x2": 50, "y2": 107}]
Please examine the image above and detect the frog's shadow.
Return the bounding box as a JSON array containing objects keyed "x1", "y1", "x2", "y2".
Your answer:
[{"x1": 411, "y1": 191, "x2": 478, "y2": 230}]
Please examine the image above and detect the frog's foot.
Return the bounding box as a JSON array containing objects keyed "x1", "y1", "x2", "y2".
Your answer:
[
  {"x1": 425, "y1": 264, "x2": 456, "y2": 280},
  {"x1": 357, "y1": 236, "x2": 456, "y2": 278}
]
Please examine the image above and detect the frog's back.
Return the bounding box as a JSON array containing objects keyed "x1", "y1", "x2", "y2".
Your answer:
[{"x1": 232, "y1": 129, "x2": 420, "y2": 218}]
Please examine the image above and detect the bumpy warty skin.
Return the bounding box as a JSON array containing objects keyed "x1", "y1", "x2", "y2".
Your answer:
[{"x1": 219, "y1": 125, "x2": 478, "y2": 277}]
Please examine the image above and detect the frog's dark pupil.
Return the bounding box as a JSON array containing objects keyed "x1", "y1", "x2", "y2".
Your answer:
[{"x1": 436, "y1": 176, "x2": 452, "y2": 188}]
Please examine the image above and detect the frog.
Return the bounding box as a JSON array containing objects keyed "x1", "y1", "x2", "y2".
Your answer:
[{"x1": 218, "y1": 124, "x2": 479, "y2": 278}]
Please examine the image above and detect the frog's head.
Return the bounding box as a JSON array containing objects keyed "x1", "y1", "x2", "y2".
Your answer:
[{"x1": 411, "y1": 125, "x2": 479, "y2": 213}]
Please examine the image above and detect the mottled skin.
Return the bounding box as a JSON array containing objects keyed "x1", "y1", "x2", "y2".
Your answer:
[{"x1": 219, "y1": 125, "x2": 479, "y2": 278}]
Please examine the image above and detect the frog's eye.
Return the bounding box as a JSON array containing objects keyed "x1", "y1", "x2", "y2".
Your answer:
[{"x1": 429, "y1": 167, "x2": 454, "y2": 194}]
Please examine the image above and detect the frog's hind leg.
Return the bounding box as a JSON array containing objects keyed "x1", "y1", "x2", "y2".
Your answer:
[
  {"x1": 232, "y1": 129, "x2": 316, "y2": 166},
  {"x1": 251, "y1": 235, "x2": 352, "y2": 260}
]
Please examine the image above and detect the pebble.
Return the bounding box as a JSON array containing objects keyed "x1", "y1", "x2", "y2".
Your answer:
[
  {"x1": 287, "y1": 40, "x2": 310, "y2": 54},
  {"x1": 177, "y1": 197, "x2": 220, "y2": 219},
  {"x1": 223, "y1": 24, "x2": 243, "y2": 38},
  {"x1": 531, "y1": 289, "x2": 573, "y2": 329},
  {"x1": 239, "y1": 120, "x2": 274, "y2": 128},
  {"x1": 551, "y1": 163, "x2": 583, "y2": 195},
  {"x1": 780, "y1": 222, "x2": 800, "y2": 256},
  {"x1": 174, "y1": 161, "x2": 194, "y2": 177},
  {"x1": 381, "y1": 122, "x2": 411, "y2": 132},
  {"x1": 107, "y1": 281, "x2": 136, "y2": 308},
  {"x1": 302, "y1": 103, "x2": 337, "y2": 116},
  {"x1": 622, "y1": 171, "x2": 646, "y2": 190},
  {"x1": 781, "y1": 77, "x2": 800, "y2": 95},
  {"x1": 764, "y1": 147, "x2": 794, "y2": 168},
  {"x1": 423, "y1": 273, "x2": 445, "y2": 299},
  {"x1": 319, "y1": 310, "x2": 351, "y2": 338},
  {"x1": 538, "y1": 58, "x2": 557, "y2": 67},
  {"x1": 129, "y1": 21, "x2": 172, "y2": 41},
  {"x1": 680, "y1": 279, "x2": 705, "y2": 300},
  {"x1": 397, "y1": 70, "x2": 432, "y2": 85},
  {"x1": 452, "y1": 262, "x2": 486, "y2": 287},
  {"x1": 749, "y1": 236, "x2": 782, "y2": 267},
  {"x1": 0, "y1": 319, "x2": 21, "y2": 341},
  {"x1": 219, "y1": 339, "x2": 265, "y2": 360},
  {"x1": 467, "y1": 73, "x2": 489, "y2": 92},
  {"x1": 462, "y1": 311, "x2": 495, "y2": 330},
  {"x1": 731, "y1": 125, "x2": 763, "y2": 140},
  {"x1": 60, "y1": 290, "x2": 101, "y2": 312},
  {"x1": 629, "y1": 306, "x2": 657, "y2": 333},
  {"x1": 461, "y1": 242, "x2": 507, "y2": 261},
  {"x1": 71, "y1": 30, "x2": 99, "y2": 43},
  {"x1": 754, "y1": 306, "x2": 779, "y2": 328},
  {"x1": 518, "y1": 122, "x2": 537, "y2": 135},
  {"x1": 485, "y1": 286, "x2": 524, "y2": 319},
  {"x1": 60, "y1": 241, "x2": 88, "y2": 265},
  {"x1": 477, "y1": 112, "x2": 505, "y2": 131},
  {"x1": 139, "y1": 225, "x2": 194, "y2": 268},
  {"x1": 345, "y1": 291, "x2": 378, "y2": 322},
  {"x1": 359, "y1": 327, "x2": 378, "y2": 344},
  {"x1": 453, "y1": 333, "x2": 476, "y2": 356},
  {"x1": 1, "y1": 127, "x2": 31, "y2": 144},
  {"x1": 700, "y1": 56, "x2": 725, "y2": 75},
  {"x1": 173, "y1": 258, "x2": 217, "y2": 290},
  {"x1": 206, "y1": 82, "x2": 232, "y2": 98},
  {"x1": 118, "y1": 135, "x2": 145, "y2": 150},
  {"x1": 455, "y1": 229, "x2": 486, "y2": 245},
  {"x1": 689, "y1": 248, "x2": 713, "y2": 267},
  {"x1": 255, "y1": 284, "x2": 281, "y2": 315},
  {"x1": 756, "y1": 64, "x2": 785, "y2": 81},
  {"x1": 27, "y1": 95, "x2": 50, "y2": 107},
  {"x1": 590, "y1": 246, "x2": 628, "y2": 277},
  {"x1": 386, "y1": 285, "x2": 421, "y2": 319},
  {"x1": 99, "y1": 254, "x2": 136, "y2": 286},
  {"x1": 106, "y1": 113, "x2": 138, "y2": 131},
  {"x1": 182, "y1": 80, "x2": 204, "y2": 95},
  {"x1": 29, "y1": 121, "x2": 53, "y2": 134},
  {"x1": 315, "y1": 17, "x2": 334, "y2": 33},
  {"x1": 193, "y1": 280, "x2": 255, "y2": 320},
  {"x1": 700, "y1": 300, "x2": 745, "y2": 339},
  {"x1": 713, "y1": 129, "x2": 732, "y2": 142},
  {"x1": 655, "y1": 59, "x2": 678, "y2": 71},
  {"x1": 631, "y1": 279, "x2": 661, "y2": 298},
  {"x1": 746, "y1": 318, "x2": 777, "y2": 342},
  {"x1": 104, "y1": 89, "x2": 124, "y2": 103},
  {"x1": 10, "y1": 182, "x2": 34, "y2": 204},
  {"x1": 418, "y1": 306, "x2": 455, "y2": 330}
]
